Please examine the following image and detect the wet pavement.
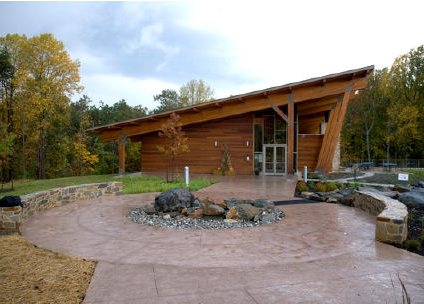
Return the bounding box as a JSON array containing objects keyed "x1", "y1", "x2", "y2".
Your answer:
[{"x1": 20, "y1": 176, "x2": 424, "y2": 303}]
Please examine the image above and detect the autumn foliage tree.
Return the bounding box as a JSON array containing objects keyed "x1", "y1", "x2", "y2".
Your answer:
[
  {"x1": 341, "y1": 45, "x2": 424, "y2": 163},
  {"x1": 179, "y1": 79, "x2": 214, "y2": 106},
  {"x1": 157, "y1": 113, "x2": 189, "y2": 182},
  {"x1": 0, "y1": 33, "x2": 83, "y2": 179}
]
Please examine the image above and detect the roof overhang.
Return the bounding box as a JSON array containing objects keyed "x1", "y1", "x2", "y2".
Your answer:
[{"x1": 90, "y1": 65, "x2": 374, "y2": 140}]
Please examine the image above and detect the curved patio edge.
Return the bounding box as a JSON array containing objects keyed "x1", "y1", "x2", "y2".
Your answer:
[
  {"x1": 353, "y1": 190, "x2": 408, "y2": 245},
  {"x1": 0, "y1": 182, "x2": 122, "y2": 233}
]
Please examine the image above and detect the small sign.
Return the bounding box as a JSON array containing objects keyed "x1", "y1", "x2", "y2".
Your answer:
[{"x1": 398, "y1": 173, "x2": 409, "y2": 181}]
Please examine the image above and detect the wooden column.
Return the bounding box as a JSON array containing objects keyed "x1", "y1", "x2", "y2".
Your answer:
[
  {"x1": 118, "y1": 134, "x2": 127, "y2": 175},
  {"x1": 287, "y1": 95, "x2": 295, "y2": 174}
]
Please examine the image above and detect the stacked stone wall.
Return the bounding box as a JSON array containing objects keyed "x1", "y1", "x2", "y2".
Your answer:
[
  {"x1": 354, "y1": 191, "x2": 408, "y2": 245},
  {"x1": 0, "y1": 182, "x2": 122, "y2": 233}
]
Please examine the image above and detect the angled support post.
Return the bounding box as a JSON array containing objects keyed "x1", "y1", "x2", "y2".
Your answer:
[
  {"x1": 269, "y1": 102, "x2": 289, "y2": 123},
  {"x1": 316, "y1": 86, "x2": 352, "y2": 172}
]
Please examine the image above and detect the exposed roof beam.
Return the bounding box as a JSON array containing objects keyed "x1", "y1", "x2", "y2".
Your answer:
[{"x1": 269, "y1": 102, "x2": 289, "y2": 123}]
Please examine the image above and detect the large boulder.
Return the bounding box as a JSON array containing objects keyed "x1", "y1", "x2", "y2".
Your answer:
[
  {"x1": 224, "y1": 198, "x2": 274, "y2": 210},
  {"x1": 201, "y1": 199, "x2": 225, "y2": 216},
  {"x1": 154, "y1": 188, "x2": 195, "y2": 212},
  {"x1": 250, "y1": 199, "x2": 275, "y2": 209},
  {"x1": 398, "y1": 191, "x2": 424, "y2": 208},
  {"x1": 358, "y1": 187, "x2": 399, "y2": 199},
  {"x1": 235, "y1": 204, "x2": 261, "y2": 220},
  {"x1": 226, "y1": 207, "x2": 241, "y2": 220},
  {"x1": 224, "y1": 198, "x2": 244, "y2": 209}
]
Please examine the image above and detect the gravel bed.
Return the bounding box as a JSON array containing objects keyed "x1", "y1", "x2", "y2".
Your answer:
[{"x1": 127, "y1": 206, "x2": 284, "y2": 230}]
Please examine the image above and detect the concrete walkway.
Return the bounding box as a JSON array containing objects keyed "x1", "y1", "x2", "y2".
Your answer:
[{"x1": 20, "y1": 177, "x2": 424, "y2": 303}]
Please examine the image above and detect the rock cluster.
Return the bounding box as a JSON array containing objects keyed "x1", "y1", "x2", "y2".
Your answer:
[
  {"x1": 128, "y1": 188, "x2": 284, "y2": 229},
  {"x1": 300, "y1": 182, "x2": 424, "y2": 209}
]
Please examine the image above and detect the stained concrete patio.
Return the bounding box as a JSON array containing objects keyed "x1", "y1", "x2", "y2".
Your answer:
[{"x1": 21, "y1": 176, "x2": 424, "y2": 303}]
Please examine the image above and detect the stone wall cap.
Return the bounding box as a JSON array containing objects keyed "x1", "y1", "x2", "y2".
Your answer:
[
  {"x1": 356, "y1": 190, "x2": 407, "y2": 221},
  {"x1": 19, "y1": 182, "x2": 123, "y2": 200}
]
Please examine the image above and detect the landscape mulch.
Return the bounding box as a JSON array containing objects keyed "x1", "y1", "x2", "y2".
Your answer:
[{"x1": 0, "y1": 235, "x2": 96, "y2": 304}]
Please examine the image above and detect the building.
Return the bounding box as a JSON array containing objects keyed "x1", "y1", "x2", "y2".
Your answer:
[{"x1": 90, "y1": 66, "x2": 374, "y2": 176}]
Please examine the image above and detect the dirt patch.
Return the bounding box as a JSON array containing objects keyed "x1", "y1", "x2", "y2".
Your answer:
[{"x1": 0, "y1": 235, "x2": 96, "y2": 304}]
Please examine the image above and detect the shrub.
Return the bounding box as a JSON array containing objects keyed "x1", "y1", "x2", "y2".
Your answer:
[
  {"x1": 315, "y1": 182, "x2": 327, "y2": 192},
  {"x1": 335, "y1": 182, "x2": 343, "y2": 189},
  {"x1": 326, "y1": 182, "x2": 338, "y2": 192},
  {"x1": 421, "y1": 231, "x2": 424, "y2": 242},
  {"x1": 308, "y1": 172, "x2": 322, "y2": 179},
  {"x1": 307, "y1": 182, "x2": 315, "y2": 190},
  {"x1": 296, "y1": 181, "x2": 308, "y2": 192},
  {"x1": 404, "y1": 240, "x2": 422, "y2": 252}
]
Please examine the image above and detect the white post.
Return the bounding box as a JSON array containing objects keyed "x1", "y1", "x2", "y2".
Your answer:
[
  {"x1": 303, "y1": 166, "x2": 308, "y2": 183},
  {"x1": 184, "y1": 166, "x2": 190, "y2": 188}
]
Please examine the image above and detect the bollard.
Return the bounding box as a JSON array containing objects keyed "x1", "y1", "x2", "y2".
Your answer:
[
  {"x1": 303, "y1": 166, "x2": 308, "y2": 183},
  {"x1": 184, "y1": 166, "x2": 190, "y2": 188}
]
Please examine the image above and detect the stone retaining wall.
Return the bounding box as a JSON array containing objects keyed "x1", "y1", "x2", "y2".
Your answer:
[
  {"x1": 0, "y1": 182, "x2": 122, "y2": 233},
  {"x1": 353, "y1": 190, "x2": 408, "y2": 245}
]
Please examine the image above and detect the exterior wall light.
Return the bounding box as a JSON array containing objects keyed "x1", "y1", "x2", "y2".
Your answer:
[
  {"x1": 246, "y1": 140, "x2": 249, "y2": 147},
  {"x1": 214, "y1": 140, "x2": 218, "y2": 147},
  {"x1": 246, "y1": 155, "x2": 250, "y2": 161}
]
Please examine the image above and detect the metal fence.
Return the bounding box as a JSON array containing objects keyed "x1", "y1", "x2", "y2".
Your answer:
[{"x1": 341, "y1": 159, "x2": 424, "y2": 170}]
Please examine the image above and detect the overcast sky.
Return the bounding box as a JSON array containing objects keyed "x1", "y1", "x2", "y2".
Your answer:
[{"x1": 0, "y1": 1, "x2": 423, "y2": 110}]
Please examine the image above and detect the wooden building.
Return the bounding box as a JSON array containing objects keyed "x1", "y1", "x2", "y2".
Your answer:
[{"x1": 90, "y1": 66, "x2": 373, "y2": 176}]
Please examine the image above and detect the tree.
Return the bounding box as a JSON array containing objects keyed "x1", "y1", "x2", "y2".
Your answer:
[
  {"x1": 151, "y1": 89, "x2": 182, "y2": 114},
  {"x1": 0, "y1": 121, "x2": 15, "y2": 189},
  {"x1": 341, "y1": 45, "x2": 424, "y2": 164},
  {"x1": 19, "y1": 34, "x2": 82, "y2": 178},
  {"x1": 385, "y1": 46, "x2": 424, "y2": 159},
  {"x1": 179, "y1": 79, "x2": 214, "y2": 106},
  {"x1": 0, "y1": 46, "x2": 16, "y2": 182},
  {"x1": 88, "y1": 99, "x2": 146, "y2": 174},
  {"x1": 69, "y1": 97, "x2": 99, "y2": 176},
  {"x1": 156, "y1": 113, "x2": 189, "y2": 182}
]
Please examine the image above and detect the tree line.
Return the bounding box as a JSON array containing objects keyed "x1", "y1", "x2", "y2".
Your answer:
[
  {"x1": 1, "y1": 33, "x2": 422, "y2": 182},
  {"x1": 341, "y1": 45, "x2": 424, "y2": 164},
  {"x1": 0, "y1": 33, "x2": 214, "y2": 183}
]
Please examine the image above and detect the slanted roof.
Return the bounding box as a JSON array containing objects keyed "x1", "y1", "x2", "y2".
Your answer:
[{"x1": 91, "y1": 65, "x2": 374, "y2": 140}]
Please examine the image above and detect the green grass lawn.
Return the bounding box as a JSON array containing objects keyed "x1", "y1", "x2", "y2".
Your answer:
[
  {"x1": 360, "y1": 169, "x2": 424, "y2": 185},
  {"x1": 121, "y1": 175, "x2": 214, "y2": 194},
  {"x1": 0, "y1": 174, "x2": 215, "y2": 197}
]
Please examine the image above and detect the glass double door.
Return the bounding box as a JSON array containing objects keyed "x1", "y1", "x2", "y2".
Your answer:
[{"x1": 263, "y1": 144, "x2": 286, "y2": 175}]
